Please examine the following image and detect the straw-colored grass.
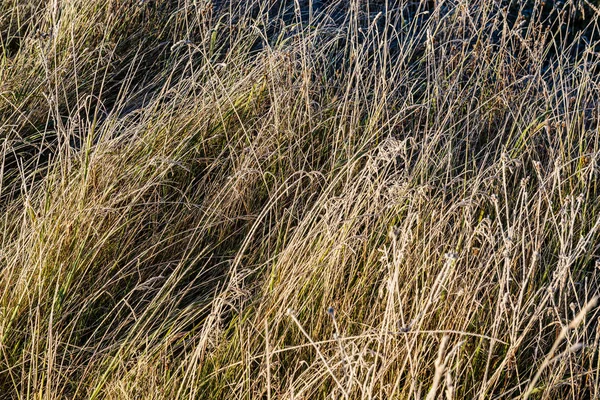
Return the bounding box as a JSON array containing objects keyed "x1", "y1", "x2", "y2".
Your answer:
[{"x1": 2, "y1": 0, "x2": 600, "y2": 398}]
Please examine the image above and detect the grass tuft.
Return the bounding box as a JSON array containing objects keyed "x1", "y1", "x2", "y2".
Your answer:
[{"x1": 2, "y1": 0, "x2": 600, "y2": 398}]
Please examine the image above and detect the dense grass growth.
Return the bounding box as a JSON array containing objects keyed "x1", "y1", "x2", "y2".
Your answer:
[{"x1": 2, "y1": 0, "x2": 600, "y2": 398}]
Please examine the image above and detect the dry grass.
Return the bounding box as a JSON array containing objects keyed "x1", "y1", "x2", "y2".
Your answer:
[{"x1": 2, "y1": 0, "x2": 600, "y2": 398}]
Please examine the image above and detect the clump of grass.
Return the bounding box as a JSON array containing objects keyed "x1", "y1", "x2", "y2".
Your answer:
[{"x1": 2, "y1": 0, "x2": 600, "y2": 398}]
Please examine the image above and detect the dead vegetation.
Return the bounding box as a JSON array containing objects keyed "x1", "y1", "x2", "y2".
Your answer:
[{"x1": 2, "y1": 0, "x2": 600, "y2": 398}]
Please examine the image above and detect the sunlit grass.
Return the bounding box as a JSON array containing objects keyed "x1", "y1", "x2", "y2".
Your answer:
[{"x1": 2, "y1": 0, "x2": 600, "y2": 398}]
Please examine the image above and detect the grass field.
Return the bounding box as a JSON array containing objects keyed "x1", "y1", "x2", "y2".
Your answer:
[{"x1": 2, "y1": 0, "x2": 600, "y2": 398}]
